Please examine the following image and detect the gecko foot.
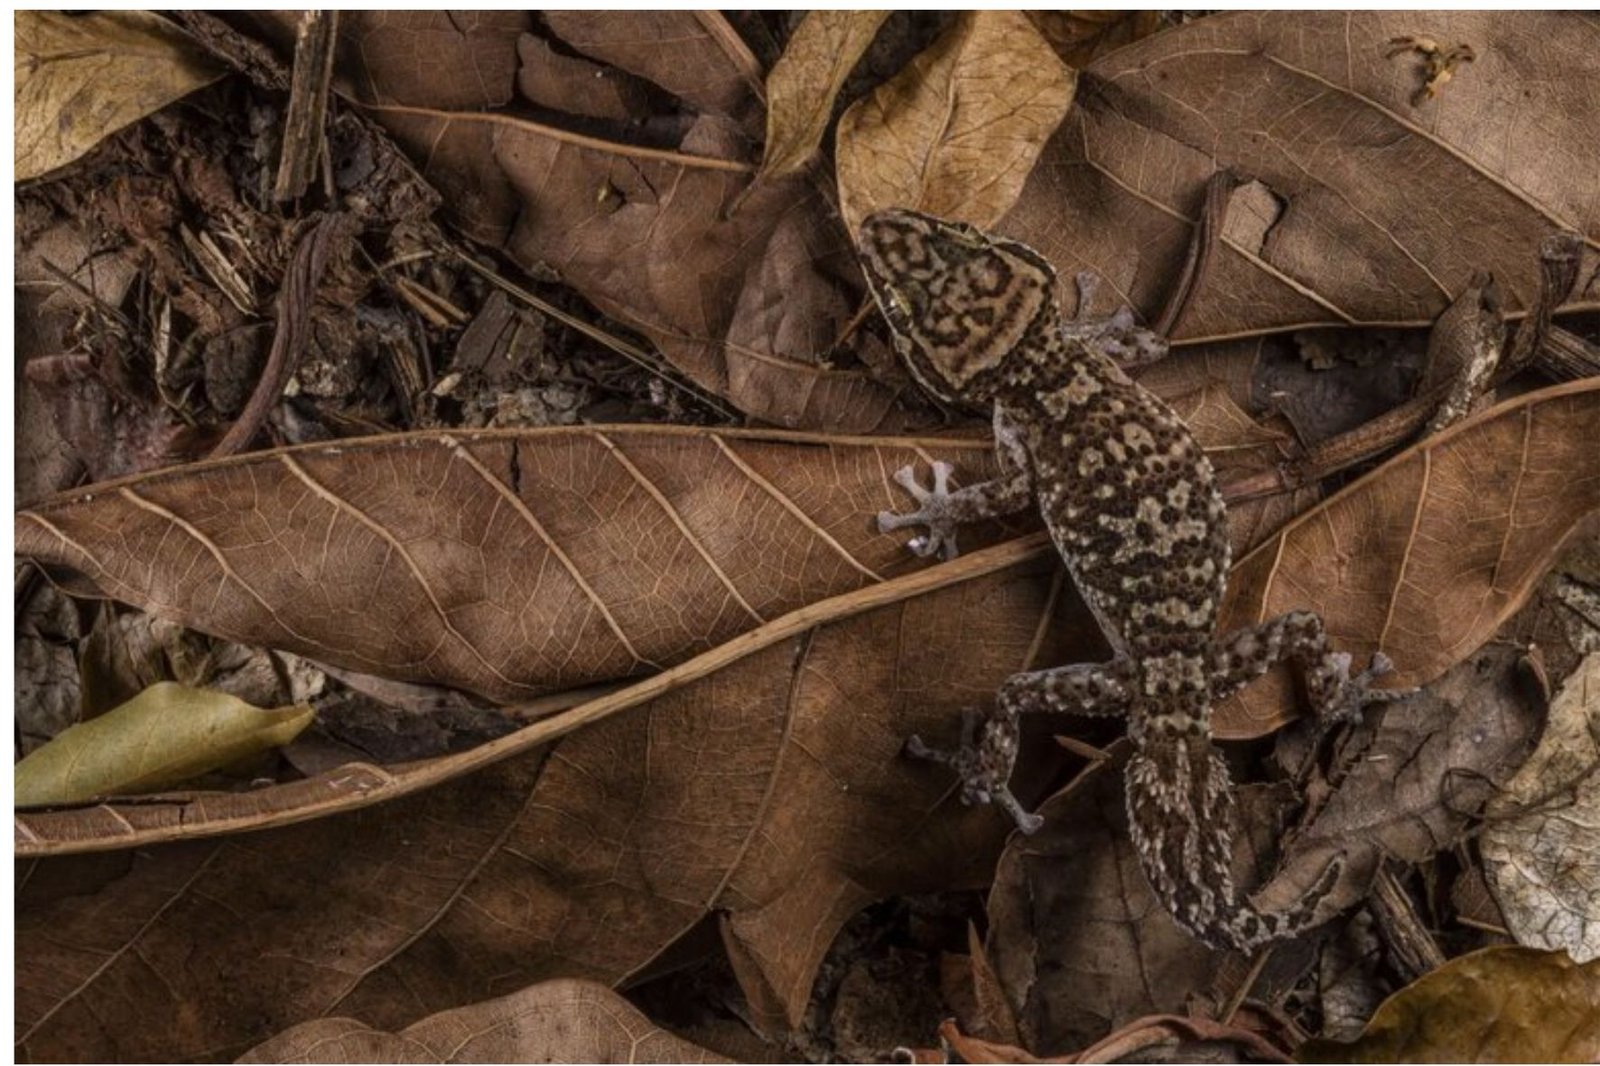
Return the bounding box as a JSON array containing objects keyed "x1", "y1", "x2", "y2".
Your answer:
[
  {"x1": 878, "y1": 462, "x2": 963, "y2": 560},
  {"x1": 1062, "y1": 272, "x2": 1168, "y2": 367},
  {"x1": 1313, "y1": 650, "x2": 1418, "y2": 730},
  {"x1": 904, "y1": 709, "x2": 1043, "y2": 834}
]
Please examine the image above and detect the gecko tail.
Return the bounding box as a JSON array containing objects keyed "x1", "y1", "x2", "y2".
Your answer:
[{"x1": 1126, "y1": 736, "x2": 1345, "y2": 953}]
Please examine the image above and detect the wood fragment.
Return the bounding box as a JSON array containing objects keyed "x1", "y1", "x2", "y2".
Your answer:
[
  {"x1": 1368, "y1": 866, "x2": 1448, "y2": 981},
  {"x1": 273, "y1": 10, "x2": 338, "y2": 203}
]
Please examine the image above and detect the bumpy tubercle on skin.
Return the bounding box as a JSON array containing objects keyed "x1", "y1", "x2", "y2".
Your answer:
[{"x1": 858, "y1": 209, "x2": 1412, "y2": 952}]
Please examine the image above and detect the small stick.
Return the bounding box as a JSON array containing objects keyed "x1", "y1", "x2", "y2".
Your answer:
[
  {"x1": 273, "y1": 10, "x2": 339, "y2": 203},
  {"x1": 209, "y1": 213, "x2": 349, "y2": 458}
]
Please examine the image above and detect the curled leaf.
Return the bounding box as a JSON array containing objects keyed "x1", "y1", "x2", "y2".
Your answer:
[
  {"x1": 836, "y1": 10, "x2": 1075, "y2": 234},
  {"x1": 1483, "y1": 652, "x2": 1600, "y2": 962},
  {"x1": 759, "y1": 11, "x2": 889, "y2": 181},
  {"x1": 15, "y1": 681, "x2": 312, "y2": 806},
  {"x1": 1297, "y1": 946, "x2": 1600, "y2": 1063},
  {"x1": 15, "y1": 11, "x2": 225, "y2": 180}
]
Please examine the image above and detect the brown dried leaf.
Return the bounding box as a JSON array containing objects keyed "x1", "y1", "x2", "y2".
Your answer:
[
  {"x1": 543, "y1": 11, "x2": 765, "y2": 123},
  {"x1": 1002, "y1": 11, "x2": 1600, "y2": 336},
  {"x1": 1483, "y1": 652, "x2": 1600, "y2": 962},
  {"x1": 983, "y1": 753, "x2": 1219, "y2": 1052},
  {"x1": 1297, "y1": 946, "x2": 1600, "y2": 1063},
  {"x1": 1272, "y1": 644, "x2": 1544, "y2": 917},
  {"x1": 1026, "y1": 12, "x2": 1166, "y2": 69},
  {"x1": 237, "y1": 978, "x2": 726, "y2": 1064},
  {"x1": 1217, "y1": 376, "x2": 1600, "y2": 736},
  {"x1": 365, "y1": 105, "x2": 905, "y2": 430},
  {"x1": 13, "y1": 539, "x2": 1083, "y2": 1060},
  {"x1": 14, "y1": 382, "x2": 1597, "y2": 852},
  {"x1": 15, "y1": 428, "x2": 1004, "y2": 706},
  {"x1": 14, "y1": 11, "x2": 225, "y2": 180},
  {"x1": 836, "y1": 11, "x2": 1076, "y2": 235},
  {"x1": 758, "y1": 11, "x2": 889, "y2": 181}
]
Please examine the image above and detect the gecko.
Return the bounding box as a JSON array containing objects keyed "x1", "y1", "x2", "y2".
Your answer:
[{"x1": 857, "y1": 209, "x2": 1413, "y2": 952}]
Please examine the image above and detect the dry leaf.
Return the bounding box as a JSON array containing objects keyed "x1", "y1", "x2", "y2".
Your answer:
[
  {"x1": 365, "y1": 104, "x2": 905, "y2": 430},
  {"x1": 14, "y1": 682, "x2": 312, "y2": 806},
  {"x1": 14, "y1": 541, "x2": 1084, "y2": 1060},
  {"x1": 14, "y1": 381, "x2": 1599, "y2": 855},
  {"x1": 1026, "y1": 12, "x2": 1166, "y2": 68},
  {"x1": 759, "y1": 11, "x2": 889, "y2": 181},
  {"x1": 1297, "y1": 946, "x2": 1600, "y2": 1063},
  {"x1": 237, "y1": 978, "x2": 726, "y2": 1063},
  {"x1": 543, "y1": 11, "x2": 765, "y2": 124},
  {"x1": 1002, "y1": 11, "x2": 1600, "y2": 334},
  {"x1": 983, "y1": 753, "x2": 1219, "y2": 1052},
  {"x1": 836, "y1": 11, "x2": 1076, "y2": 235},
  {"x1": 14, "y1": 11, "x2": 225, "y2": 180},
  {"x1": 935, "y1": 1013, "x2": 1290, "y2": 1064},
  {"x1": 15, "y1": 428, "x2": 1005, "y2": 705},
  {"x1": 1218, "y1": 377, "x2": 1600, "y2": 736},
  {"x1": 1483, "y1": 652, "x2": 1600, "y2": 962},
  {"x1": 1271, "y1": 644, "x2": 1544, "y2": 920}
]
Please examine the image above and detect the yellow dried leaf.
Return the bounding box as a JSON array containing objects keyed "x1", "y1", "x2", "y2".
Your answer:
[
  {"x1": 15, "y1": 681, "x2": 313, "y2": 806},
  {"x1": 836, "y1": 10, "x2": 1075, "y2": 235},
  {"x1": 759, "y1": 10, "x2": 888, "y2": 181},
  {"x1": 1297, "y1": 946, "x2": 1600, "y2": 1063},
  {"x1": 14, "y1": 11, "x2": 225, "y2": 181}
]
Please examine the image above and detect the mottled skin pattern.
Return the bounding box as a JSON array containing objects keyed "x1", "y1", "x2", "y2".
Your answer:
[{"x1": 859, "y1": 209, "x2": 1411, "y2": 952}]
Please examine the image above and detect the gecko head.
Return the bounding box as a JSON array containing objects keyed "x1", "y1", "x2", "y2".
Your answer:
[{"x1": 858, "y1": 208, "x2": 1059, "y2": 406}]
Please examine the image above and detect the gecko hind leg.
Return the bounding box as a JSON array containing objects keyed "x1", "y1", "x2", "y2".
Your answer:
[
  {"x1": 905, "y1": 660, "x2": 1136, "y2": 835},
  {"x1": 1210, "y1": 610, "x2": 1417, "y2": 728}
]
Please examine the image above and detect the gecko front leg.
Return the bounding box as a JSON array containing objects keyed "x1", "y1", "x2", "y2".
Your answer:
[
  {"x1": 906, "y1": 659, "x2": 1137, "y2": 834},
  {"x1": 879, "y1": 406, "x2": 1034, "y2": 559}
]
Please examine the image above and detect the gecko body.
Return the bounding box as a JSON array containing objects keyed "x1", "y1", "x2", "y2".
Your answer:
[{"x1": 858, "y1": 209, "x2": 1410, "y2": 951}]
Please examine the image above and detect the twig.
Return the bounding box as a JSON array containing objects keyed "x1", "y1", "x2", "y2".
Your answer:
[
  {"x1": 1367, "y1": 865, "x2": 1447, "y2": 981},
  {"x1": 209, "y1": 213, "x2": 350, "y2": 457},
  {"x1": 273, "y1": 10, "x2": 339, "y2": 203},
  {"x1": 1153, "y1": 169, "x2": 1242, "y2": 338}
]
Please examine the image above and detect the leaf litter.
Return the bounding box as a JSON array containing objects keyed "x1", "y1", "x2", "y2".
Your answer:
[{"x1": 12, "y1": 9, "x2": 1600, "y2": 1064}]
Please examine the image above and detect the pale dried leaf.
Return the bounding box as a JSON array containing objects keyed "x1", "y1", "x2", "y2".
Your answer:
[
  {"x1": 1297, "y1": 946, "x2": 1600, "y2": 1063},
  {"x1": 759, "y1": 11, "x2": 889, "y2": 180},
  {"x1": 1002, "y1": 12, "x2": 1600, "y2": 334},
  {"x1": 836, "y1": 11, "x2": 1076, "y2": 235},
  {"x1": 14, "y1": 11, "x2": 225, "y2": 180},
  {"x1": 14, "y1": 682, "x2": 312, "y2": 806},
  {"x1": 238, "y1": 979, "x2": 726, "y2": 1064},
  {"x1": 1483, "y1": 652, "x2": 1600, "y2": 962}
]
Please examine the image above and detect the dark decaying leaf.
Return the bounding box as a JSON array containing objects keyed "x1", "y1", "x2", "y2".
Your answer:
[
  {"x1": 237, "y1": 978, "x2": 727, "y2": 1064},
  {"x1": 1296, "y1": 946, "x2": 1600, "y2": 1063},
  {"x1": 14, "y1": 541, "x2": 1083, "y2": 1061}
]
